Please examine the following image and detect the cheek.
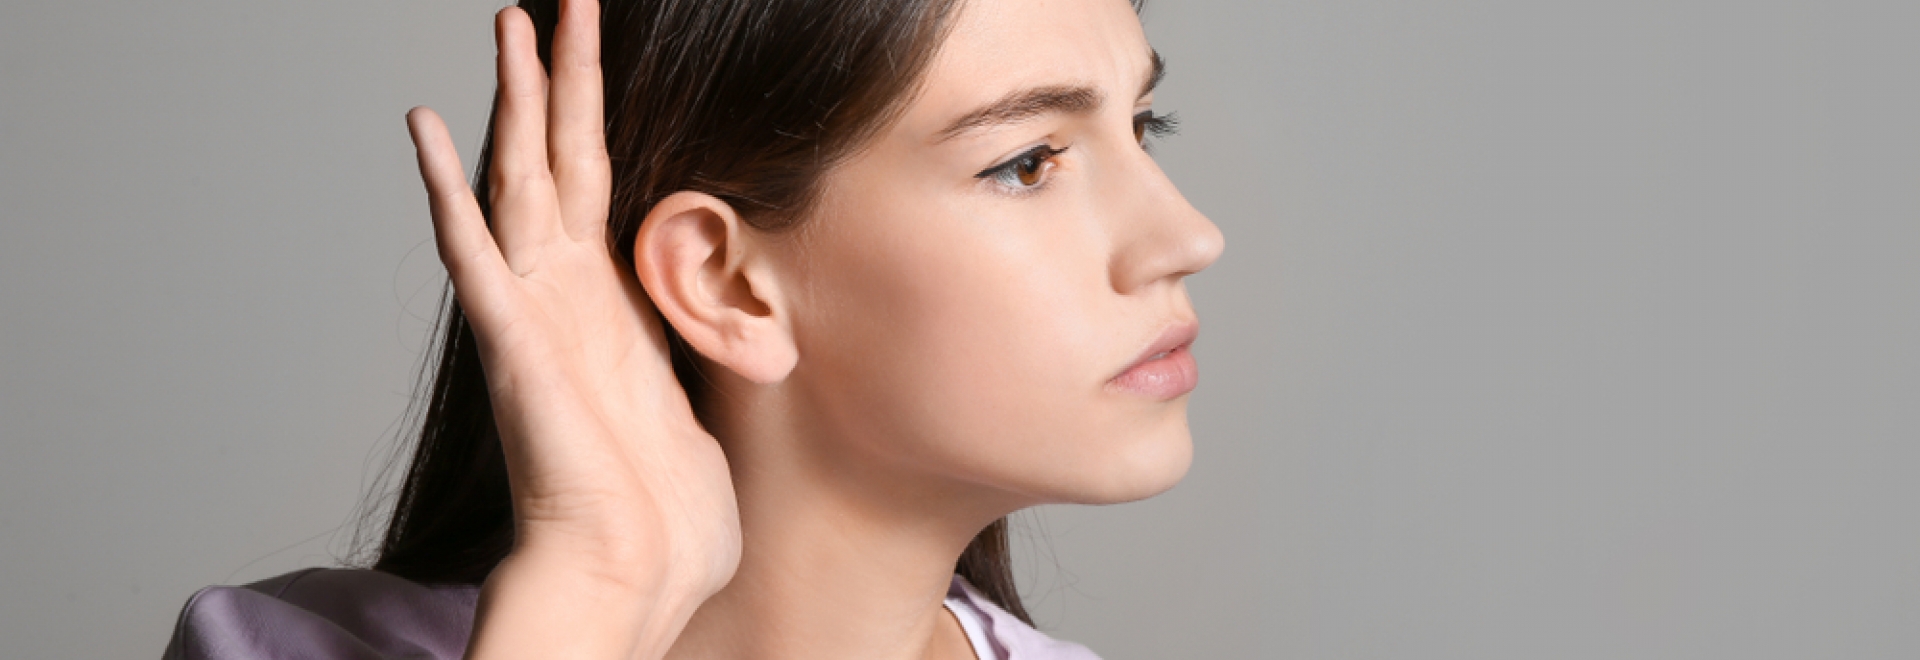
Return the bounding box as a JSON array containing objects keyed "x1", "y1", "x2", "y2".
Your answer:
[
  {"x1": 793, "y1": 184, "x2": 1185, "y2": 503},
  {"x1": 814, "y1": 192, "x2": 1108, "y2": 422}
]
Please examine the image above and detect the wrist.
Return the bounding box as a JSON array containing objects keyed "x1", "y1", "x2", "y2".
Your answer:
[{"x1": 465, "y1": 551, "x2": 706, "y2": 660}]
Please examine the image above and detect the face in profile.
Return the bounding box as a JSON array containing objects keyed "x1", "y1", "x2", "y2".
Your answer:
[{"x1": 754, "y1": 0, "x2": 1224, "y2": 508}]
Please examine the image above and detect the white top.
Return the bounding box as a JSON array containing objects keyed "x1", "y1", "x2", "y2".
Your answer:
[
  {"x1": 934, "y1": 573, "x2": 1100, "y2": 660},
  {"x1": 943, "y1": 576, "x2": 1001, "y2": 660}
]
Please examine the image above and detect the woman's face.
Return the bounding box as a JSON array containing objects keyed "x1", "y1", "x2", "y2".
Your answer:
[{"x1": 771, "y1": 0, "x2": 1223, "y2": 507}]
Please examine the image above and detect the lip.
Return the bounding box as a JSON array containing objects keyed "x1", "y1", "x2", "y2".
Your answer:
[{"x1": 1107, "y1": 320, "x2": 1201, "y2": 399}]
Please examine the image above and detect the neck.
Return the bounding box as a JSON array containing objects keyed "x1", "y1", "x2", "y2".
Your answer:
[{"x1": 663, "y1": 383, "x2": 1017, "y2": 660}]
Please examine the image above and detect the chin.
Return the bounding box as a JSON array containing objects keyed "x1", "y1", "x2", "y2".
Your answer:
[{"x1": 1062, "y1": 417, "x2": 1195, "y2": 505}]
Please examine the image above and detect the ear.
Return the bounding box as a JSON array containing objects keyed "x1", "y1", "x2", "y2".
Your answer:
[{"x1": 632, "y1": 191, "x2": 797, "y2": 385}]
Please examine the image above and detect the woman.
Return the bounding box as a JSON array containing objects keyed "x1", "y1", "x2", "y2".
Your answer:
[{"x1": 165, "y1": 0, "x2": 1220, "y2": 657}]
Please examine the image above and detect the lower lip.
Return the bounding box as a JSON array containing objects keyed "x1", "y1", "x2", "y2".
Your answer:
[{"x1": 1107, "y1": 344, "x2": 1198, "y2": 399}]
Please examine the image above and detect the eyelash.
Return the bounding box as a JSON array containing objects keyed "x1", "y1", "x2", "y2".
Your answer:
[
  {"x1": 971, "y1": 109, "x2": 1181, "y2": 195},
  {"x1": 1135, "y1": 109, "x2": 1179, "y2": 146}
]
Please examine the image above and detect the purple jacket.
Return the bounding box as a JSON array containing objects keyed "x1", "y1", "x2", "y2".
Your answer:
[{"x1": 162, "y1": 568, "x2": 1101, "y2": 660}]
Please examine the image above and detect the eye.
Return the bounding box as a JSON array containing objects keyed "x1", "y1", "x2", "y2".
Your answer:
[
  {"x1": 975, "y1": 144, "x2": 1069, "y2": 192},
  {"x1": 1133, "y1": 109, "x2": 1179, "y2": 147}
]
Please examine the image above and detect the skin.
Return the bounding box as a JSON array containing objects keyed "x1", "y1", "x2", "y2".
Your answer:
[{"x1": 403, "y1": 0, "x2": 1221, "y2": 658}]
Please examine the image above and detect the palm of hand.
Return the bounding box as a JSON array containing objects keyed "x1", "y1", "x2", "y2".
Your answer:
[{"x1": 405, "y1": 0, "x2": 739, "y2": 600}]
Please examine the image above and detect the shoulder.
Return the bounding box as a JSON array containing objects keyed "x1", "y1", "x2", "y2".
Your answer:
[
  {"x1": 948, "y1": 575, "x2": 1104, "y2": 660},
  {"x1": 162, "y1": 568, "x2": 1101, "y2": 660},
  {"x1": 163, "y1": 568, "x2": 479, "y2": 660}
]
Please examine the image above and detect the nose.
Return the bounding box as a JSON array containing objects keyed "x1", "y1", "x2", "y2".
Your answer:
[{"x1": 1106, "y1": 149, "x2": 1225, "y2": 294}]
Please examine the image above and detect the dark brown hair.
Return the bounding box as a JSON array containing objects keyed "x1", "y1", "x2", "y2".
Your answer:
[{"x1": 366, "y1": 0, "x2": 1040, "y2": 623}]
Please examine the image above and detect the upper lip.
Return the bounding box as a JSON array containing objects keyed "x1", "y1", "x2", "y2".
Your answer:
[{"x1": 1114, "y1": 320, "x2": 1200, "y2": 378}]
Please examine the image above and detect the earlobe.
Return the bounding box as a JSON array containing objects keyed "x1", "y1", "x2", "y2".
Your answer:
[{"x1": 631, "y1": 191, "x2": 798, "y2": 385}]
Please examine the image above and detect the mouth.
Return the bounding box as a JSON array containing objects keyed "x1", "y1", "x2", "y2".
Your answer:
[{"x1": 1108, "y1": 321, "x2": 1200, "y2": 399}]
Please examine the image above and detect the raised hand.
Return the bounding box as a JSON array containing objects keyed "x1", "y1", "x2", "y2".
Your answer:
[{"x1": 404, "y1": 1, "x2": 739, "y2": 657}]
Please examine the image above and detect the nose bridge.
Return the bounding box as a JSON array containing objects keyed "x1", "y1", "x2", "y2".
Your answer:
[{"x1": 1102, "y1": 144, "x2": 1225, "y2": 294}]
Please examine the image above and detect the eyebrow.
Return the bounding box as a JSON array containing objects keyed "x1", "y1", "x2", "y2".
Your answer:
[
  {"x1": 933, "y1": 49, "x2": 1167, "y2": 143},
  {"x1": 1142, "y1": 49, "x2": 1166, "y2": 99}
]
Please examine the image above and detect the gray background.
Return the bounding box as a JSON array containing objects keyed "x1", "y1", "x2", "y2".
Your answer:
[{"x1": 2, "y1": 1, "x2": 1915, "y2": 658}]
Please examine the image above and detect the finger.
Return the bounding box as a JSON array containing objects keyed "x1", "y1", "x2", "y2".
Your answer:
[
  {"x1": 490, "y1": 7, "x2": 562, "y2": 271},
  {"x1": 407, "y1": 107, "x2": 513, "y2": 325},
  {"x1": 549, "y1": 0, "x2": 612, "y2": 241}
]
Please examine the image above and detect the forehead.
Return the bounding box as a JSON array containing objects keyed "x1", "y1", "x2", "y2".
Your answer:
[{"x1": 898, "y1": 0, "x2": 1152, "y2": 137}]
